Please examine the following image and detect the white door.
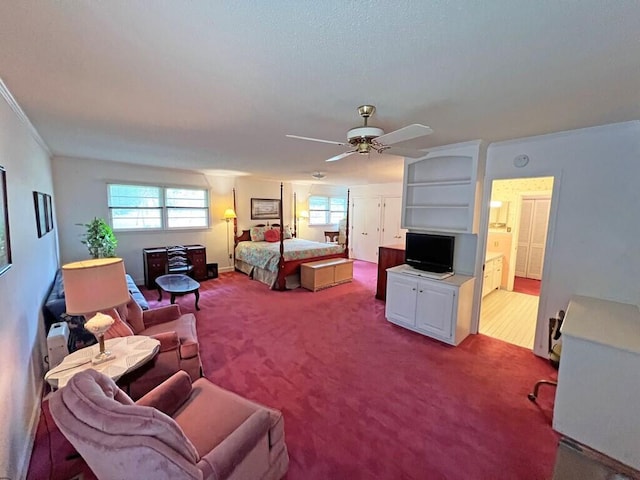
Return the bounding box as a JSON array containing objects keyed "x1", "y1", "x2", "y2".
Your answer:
[
  {"x1": 515, "y1": 199, "x2": 533, "y2": 277},
  {"x1": 415, "y1": 281, "x2": 454, "y2": 339},
  {"x1": 381, "y1": 196, "x2": 406, "y2": 246},
  {"x1": 526, "y1": 198, "x2": 550, "y2": 279},
  {"x1": 515, "y1": 196, "x2": 550, "y2": 280},
  {"x1": 385, "y1": 274, "x2": 417, "y2": 326},
  {"x1": 351, "y1": 197, "x2": 381, "y2": 263}
]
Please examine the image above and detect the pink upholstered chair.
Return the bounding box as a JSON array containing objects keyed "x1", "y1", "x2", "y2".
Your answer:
[
  {"x1": 103, "y1": 296, "x2": 203, "y2": 400},
  {"x1": 49, "y1": 370, "x2": 289, "y2": 480}
]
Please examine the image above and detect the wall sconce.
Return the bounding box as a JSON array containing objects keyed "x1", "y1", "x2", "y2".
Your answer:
[
  {"x1": 489, "y1": 200, "x2": 503, "y2": 208},
  {"x1": 298, "y1": 210, "x2": 309, "y2": 221}
]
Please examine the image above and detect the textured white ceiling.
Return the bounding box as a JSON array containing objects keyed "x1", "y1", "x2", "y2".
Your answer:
[{"x1": 1, "y1": 1, "x2": 639, "y2": 185}]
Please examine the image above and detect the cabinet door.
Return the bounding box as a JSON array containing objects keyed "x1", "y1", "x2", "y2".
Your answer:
[
  {"x1": 188, "y1": 248, "x2": 207, "y2": 280},
  {"x1": 415, "y1": 281, "x2": 454, "y2": 339},
  {"x1": 385, "y1": 274, "x2": 417, "y2": 326},
  {"x1": 144, "y1": 250, "x2": 167, "y2": 289},
  {"x1": 482, "y1": 259, "x2": 494, "y2": 298},
  {"x1": 492, "y1": 257, "x2": 503, "y2": 290}
]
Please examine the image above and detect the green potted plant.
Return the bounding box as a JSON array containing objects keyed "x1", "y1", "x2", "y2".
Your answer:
[{"x1": 80, "y1": 217, "x2": 118, "y2": 258}]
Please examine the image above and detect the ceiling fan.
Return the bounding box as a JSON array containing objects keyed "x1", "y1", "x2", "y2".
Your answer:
[{"x1": 287, "y1": 105, "x2": 433, "y2": 162}]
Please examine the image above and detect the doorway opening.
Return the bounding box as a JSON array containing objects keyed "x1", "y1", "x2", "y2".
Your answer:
[{"x1": 479, "y1": 177, "x2": 554, "y2": 349}]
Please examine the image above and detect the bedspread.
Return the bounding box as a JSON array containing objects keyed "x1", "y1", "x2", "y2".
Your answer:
[{"x1": 235, "y1": 238, "x2": 344, "y2": 272}]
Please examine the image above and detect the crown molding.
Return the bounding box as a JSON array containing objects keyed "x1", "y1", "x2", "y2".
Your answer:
[{"x1": 0, "y1": 78, "x2": 51, "y2": 156}]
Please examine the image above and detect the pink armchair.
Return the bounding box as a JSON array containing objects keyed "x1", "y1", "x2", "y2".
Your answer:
[
  {"x1": 104, "y1": 297, "x2": 203, "y2": 400},
  {"x1": 49, "y1": 370, "x2": 289, "y2": 480}
]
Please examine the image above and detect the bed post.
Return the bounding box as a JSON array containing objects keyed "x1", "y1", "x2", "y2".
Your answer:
[
  {"x1": 344, "y1": 188, "x2": 350, "y2": 258},
  {"x1": 276, "y1": 182, "x2": 286, "y2": 290},
  {"x1": 293, "y1": 191, "x2": 297, "y2": 238},
  {"x1": 232, "y1": 187, "x2": 238, "y2": 262}
]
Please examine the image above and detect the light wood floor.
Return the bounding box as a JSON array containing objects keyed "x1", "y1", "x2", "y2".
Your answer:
[{"x1": 479, "y1": 289, "x2": 539, "y2": 349}]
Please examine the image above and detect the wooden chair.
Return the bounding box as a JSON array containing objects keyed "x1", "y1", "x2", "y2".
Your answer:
[
  {"x1": 324, "y1": 231, "x2": 339, "y2": 243},
  {"x1": 166, "y1": 245, "x2": 194, "y2": 276}
]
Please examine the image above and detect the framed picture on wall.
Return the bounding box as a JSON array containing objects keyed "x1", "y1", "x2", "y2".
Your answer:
[
  {"x1": 33, "y1": 191, "x2": 47, "y2": 238},
  {"x1": 45, "y1": 193, "x2": 54, "y2": 232},
  {"x1": 251, "y1": 198, "x2": 281, "y2": 220},
  {"x1": 0, "y1": 166, "x2": 12, "y2": 276}
]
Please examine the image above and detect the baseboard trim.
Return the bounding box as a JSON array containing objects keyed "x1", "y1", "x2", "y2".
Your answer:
[{"x1": 19, "y1": 380, "x2": 44, "y2": 480}]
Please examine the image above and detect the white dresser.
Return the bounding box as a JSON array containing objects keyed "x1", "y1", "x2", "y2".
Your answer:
[{"x1": 553, "y1": 295, "x2": 640, "y2": 470}]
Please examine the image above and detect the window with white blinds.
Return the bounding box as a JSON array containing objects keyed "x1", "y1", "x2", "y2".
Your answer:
[
  {"x1": 108, "y1": 184, "x2": 209, "y2": 231},
  {"x1": 308, "y1": 195, "x2": 347, "y2": 225}
]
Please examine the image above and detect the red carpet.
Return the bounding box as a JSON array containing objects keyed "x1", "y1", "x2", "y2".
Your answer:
[
  {"x1": 29, "y1": 261, "x2": 558, "y2": 479},
  {"x1": 514, "y1": 276, "x2": 541, "y2": 296}
]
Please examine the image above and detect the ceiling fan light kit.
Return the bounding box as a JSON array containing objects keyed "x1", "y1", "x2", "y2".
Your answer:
[{"x1": 286, "y1": 104, "x2": 432, "y2": 162}]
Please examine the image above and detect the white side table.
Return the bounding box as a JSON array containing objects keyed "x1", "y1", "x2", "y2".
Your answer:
[{"x1": 45, "y1": 335, "x2": 160, "y2": 390}]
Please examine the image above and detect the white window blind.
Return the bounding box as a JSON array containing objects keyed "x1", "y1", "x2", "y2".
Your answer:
[
  {"x1": 308, "y1": 195, "x2": 346, "y2": 225},
  {"x1": 108, "y1": 184, "x2": 209, "y2": 230}
]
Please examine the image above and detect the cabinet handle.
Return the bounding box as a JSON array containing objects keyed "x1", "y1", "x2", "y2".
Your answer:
[
  {"x1": 412, "y1": 288, "x2": 416, "y2": 291},
  {"x1": 419, "y1": 290, "x2": 423, "y2": 293}
]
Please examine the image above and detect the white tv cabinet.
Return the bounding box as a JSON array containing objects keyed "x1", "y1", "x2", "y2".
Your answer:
[{"x1": 385, "y1": 265, "x2": 475, "y2": 346}]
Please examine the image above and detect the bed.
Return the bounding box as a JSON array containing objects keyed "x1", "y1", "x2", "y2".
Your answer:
[{"x1": 233, "y1": 184, "x2": 350, "y2": 290}]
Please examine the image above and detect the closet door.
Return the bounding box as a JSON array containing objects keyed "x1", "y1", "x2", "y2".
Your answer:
[
  {"x1": 515, "y1": 197, "x2": 550, "y2": 280},
  {"x1": 381, "y1": 196, "x2": 406, "y2": 246},
  {"x1": 526, "y1": 198, "x2": 550, "y2": 279},
  {"x1": 515, "y1": 199, "x2": 533, "y2": 277},
  {"x1": 351, "y1": 197, "x2": 381, "y2": 263}
]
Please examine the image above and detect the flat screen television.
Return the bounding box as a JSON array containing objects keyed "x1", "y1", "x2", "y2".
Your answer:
[{"x1": 405, "y1": 232, "x2": 455, "y2": 273}]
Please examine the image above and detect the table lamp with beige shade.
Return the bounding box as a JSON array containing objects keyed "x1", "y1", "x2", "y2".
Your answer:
[{"x1": 62, "y1": 258, "x2": 130, "y2": 365}]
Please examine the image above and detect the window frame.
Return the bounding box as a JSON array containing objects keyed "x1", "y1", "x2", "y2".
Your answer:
[
  {"x1": 308, "y1": 195, "x2": 347, "y2": 226},
  {"x1": 107, "y1": 182, "x2": 210, "y2": 232}
]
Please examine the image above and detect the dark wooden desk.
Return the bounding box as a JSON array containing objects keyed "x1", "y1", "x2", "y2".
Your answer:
[
  {"x1": 143, "y1": 244, "x2": 206, "y2": 289},
  {"x1": 376, "y1": 244, "x2": 406, "y2": 301}
]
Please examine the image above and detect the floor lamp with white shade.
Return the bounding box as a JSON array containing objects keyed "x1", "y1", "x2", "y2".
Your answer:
[{"x1": 224, "y1": 208, "x2": 237, "y2": 264}]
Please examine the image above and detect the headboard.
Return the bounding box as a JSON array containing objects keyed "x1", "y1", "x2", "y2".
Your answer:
[{"x1": 234, "y1": 224, "x2": 281, "y2": 246}]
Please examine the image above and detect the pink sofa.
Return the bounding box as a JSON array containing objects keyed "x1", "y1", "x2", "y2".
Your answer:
[
  {"x1": 49, "y1": 370, "x2": 289, "y2": 480},
  {"x1": 105, "y1": 297, "x2": 203, "y2": 400}
]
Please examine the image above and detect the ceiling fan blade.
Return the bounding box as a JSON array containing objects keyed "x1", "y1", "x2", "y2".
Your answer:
[
  {"x1": 286, "y1": 134, "x2": 347, "y2": 146},
  {"x1": 326, "y1": 151, "x2": 357, "y2": 162},
  {"x1": 384, "y1": 145, "x2": 428, "y2": 158},
  {"x1": 374, "y1": 124, "x2": 433, "y2": 146}
]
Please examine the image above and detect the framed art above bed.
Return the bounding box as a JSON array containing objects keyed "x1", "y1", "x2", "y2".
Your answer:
[{"x1": 251, "y1": 198, "x2": 281, "y2": 220}]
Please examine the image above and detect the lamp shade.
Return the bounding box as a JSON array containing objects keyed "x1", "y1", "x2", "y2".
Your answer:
[
  {"x1": 61, "y1": 258, "x2": 130, "y2": 315},
  {"x1": 299, "y1": 210, "x2": 309, "y2": 219},
  {"x1": 223, "y1": 208, "x2": 237, "y2": 220}
]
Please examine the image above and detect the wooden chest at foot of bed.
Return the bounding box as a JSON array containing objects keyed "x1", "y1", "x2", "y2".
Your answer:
[{"x1": 301, "y1": 258, "x2": 354, "y2": 292}]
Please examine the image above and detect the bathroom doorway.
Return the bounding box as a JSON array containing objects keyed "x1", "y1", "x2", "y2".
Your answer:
[{"x1": 479, "y1": 177, "x2": 554, "y2": 349}]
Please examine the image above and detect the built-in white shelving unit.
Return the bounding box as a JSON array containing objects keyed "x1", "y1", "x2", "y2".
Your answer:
[{"x1": 402, "y1": 141, "x2": 483, "y2": 234}]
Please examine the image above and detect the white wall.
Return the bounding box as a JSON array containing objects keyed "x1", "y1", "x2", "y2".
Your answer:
[
  {"x1": 477, "y1": 121, "x2": 640, "y2": 354},
  {"x1": 52, "y1": 157, "x2": 236, "y2": 282},
  {"x1": 0, "y1": 86, "x2": 58, "y2": 479},
  {"x1": 234, "y1": 177, "x2": 293, "y2": 232}
]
